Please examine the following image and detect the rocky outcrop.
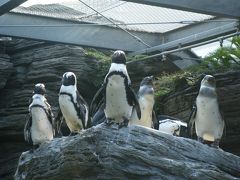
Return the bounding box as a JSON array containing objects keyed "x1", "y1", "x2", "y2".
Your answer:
[
  {"x1": 159, "y1": 71, "x2": 240, "y2": 155},
  {"x1": 15, "y1": 124, "x2": 240, "y2": 179}
]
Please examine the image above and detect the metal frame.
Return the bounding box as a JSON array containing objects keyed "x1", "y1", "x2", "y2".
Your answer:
[
  {"x1": 0, "y1": 13, "x2": 163, "y2": 51},
  {"x1": 0, "y1": 1, "x2": 239, "y2": 61},
  {"x1": 129, "y1": 18, "x2": 239, "y2": 56},
  {"x1": 121, "y1": 0, "x2": 240, "y2": 18},
  {"x1": 0, "y1": 0, "x2": 27, "y2": 16}
]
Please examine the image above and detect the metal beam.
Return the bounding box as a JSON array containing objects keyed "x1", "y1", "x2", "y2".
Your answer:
[
  {"x1": 0, "y1": 0, "x2": 27, "y2": 16},
  {"x1": 129, "y1": 18, "x2": 239, "y2": 56},
  {"x1": 121, "y1": 0, "x2": 240, "y2": 18},
  {"x1": 0, "y1": 13, "x2": 163, "y2": 51}
]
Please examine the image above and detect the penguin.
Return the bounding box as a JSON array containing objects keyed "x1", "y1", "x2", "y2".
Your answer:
[
  {"x1": 129, "y1": 76, "x2": 158, "y2": 129},
  {"x1": 90, "y1": 50, "x2": 141, "y2": 128},
  {"x1": 189, "y1": 75, "x2": 225, "y2": 147},
  {"x1": 158, "y1": 116, "x2": 188, "y2": 137},
  {"x1": 24, "y1": 83, "x2": 55, "y2": 148},
  {"x1": 57, "y1": 72, "x2": 90, "y2": 135}
]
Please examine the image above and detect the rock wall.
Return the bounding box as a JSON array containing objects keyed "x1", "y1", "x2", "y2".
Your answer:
[
  {"x1": 159, "y1": 71, "x2": 240, "y2": 155},
  {"x1": 0, "y1": 39, "x2": 102, "y2": 179}
]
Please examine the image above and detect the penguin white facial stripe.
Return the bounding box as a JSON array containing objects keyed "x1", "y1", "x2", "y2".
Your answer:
[
  {"x1": 64, "y1": 72, "x2": 75, "y2": 78},
  {"x1": 35, "y1": 83, "x2": 45, "y2": 88},
  {"x1": 30, "y1": 95, "x2": 48, "y2": 109},
  {"x1": 60, "y1": 85, "x2": 77, "y2": 100},
  {"x1": 107, "y1": 63, "x2": 130, "y2": 83}
]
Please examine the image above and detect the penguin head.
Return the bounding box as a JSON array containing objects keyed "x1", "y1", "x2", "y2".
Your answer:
[
  {"x1": 33, "y1": 83, "x2": 46, "y2": 95},
  {"x1": 138, "y1": 76, "x2": 154, "y2": 96},
  {"x1": 140, "y1": 76, "x2": 154, "y2": 87},
  {"x1": 111, "y1": 50, "x2": 126, "y2": 64},
  {"x1": 62, "y1": 72, "x2": 76, "y2": 86},
  {"x1": 201, "y1": 75, "x2": 216, "y2": 87}
]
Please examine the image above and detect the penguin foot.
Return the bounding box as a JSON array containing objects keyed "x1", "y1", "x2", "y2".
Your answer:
[
  {"x1": 105, "y1": 118, "x2": 114, "y2": 126},
  {"x1": 118, "y1": 117, "x2": 129, "y2": 129},
  {"x1": 69, "y1": 132, "x2": 79, "y2": 136},
  {"x1": 197, "y1": 137, "x2": 204, "y2": 143},
  {"x1": 30, "y1": 144, "x2": 39, "y2": 153},
  {"x1": 210, "y1": 139, "x2": 220, "y2": 148}
]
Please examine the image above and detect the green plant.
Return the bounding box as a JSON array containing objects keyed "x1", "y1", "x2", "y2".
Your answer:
[{"x1": 203, "y1": 36, "x2": 240, "y2": 70}]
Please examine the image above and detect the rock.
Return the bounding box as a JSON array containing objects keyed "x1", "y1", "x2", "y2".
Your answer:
[
  {"x1": 0, "y1": 53, "x2": 13, "y2": 90},
  {"x1": 15, "y1": 124, "x2": 240, "y2": 179},
  {"x1": 0, "y1": 39, "x2": 102, "y2": 179}
]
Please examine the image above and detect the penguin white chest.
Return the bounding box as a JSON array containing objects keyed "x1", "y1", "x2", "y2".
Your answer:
[
  {"x1": 59, "y1": 95, "x2": 83, "y2": 132},
  {"x1": 130, "y1": 95, "x2": 153, "y2": 128},
  {"x1": 105, "y1": 75, "x2": 132, "y2": 123},
  {"x1": 31, "y1": 107, "x2": 53, "y2": 145},
  {"x1": 195, "y1": 96, "x2": 224, "y2": 141}
]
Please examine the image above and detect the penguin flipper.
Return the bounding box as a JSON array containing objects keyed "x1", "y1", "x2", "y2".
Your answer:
[
  {"x1": 92, "y1": 103, "x2": 105, "y2": 126},
  {"x1": 44, "y1": 100, "x2": 55, "y2": 126},
  {"x1": 128, "y1": 86, "x2": 141, "y2": 120},
  {"x1": 76, "y1": 90, "x2": 89, "y2": 129},
  {"x1": 90, "y1": 84, "x2": 105, "y2": 116},
  {"x1": 54, "y1": 109, "x2": 64, "y2": 137},
  {"x1": 152, "y1": 110, "x2": 159, "y2": 130},
  {"x1": 24, "y1": 114, "x2": 33, "y2": 145},
  {"x1": 188, "y1": 102, "x2": 197, "y2": 137},
  {"x1": 43, "y1": 100, "x2": 56, "y2": 136}
]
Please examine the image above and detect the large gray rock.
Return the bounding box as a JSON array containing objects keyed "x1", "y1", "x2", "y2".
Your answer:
[{"x1": 15, "y1": 124, "x2": 240, "y2": 180}]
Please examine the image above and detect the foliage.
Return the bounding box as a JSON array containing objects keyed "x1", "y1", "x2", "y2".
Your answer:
[
  {"x1": 154, "y1": 36, "x2": 240, "y2": 100},
  {"x1": 84, "y1": 48, "x2": 111, "y2": 86},
  {"x1": 84, "y1": 48, "x2": 111, "y2": 63},
  {"x1": 201, "y1": 36, "x2": 240, "y2": 70}
]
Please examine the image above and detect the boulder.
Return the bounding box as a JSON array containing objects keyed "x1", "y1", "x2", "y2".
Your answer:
[{"x1": 15, "y1": 124, "x2": 240, "y2": 179}]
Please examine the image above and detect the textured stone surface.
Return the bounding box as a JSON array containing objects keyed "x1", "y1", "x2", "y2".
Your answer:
[
  {"x1": 0, "y1": 53, "x2": 13, "y2": 90},
  {"x1": 159, "y1": 71, "x2": 240, "y2": 155},
  {"x1": 15, "y1": 124, "x2": 240, "y2": 180},
  {"x1": 0, "y1": 39, "x2": 102, "y2": 179}
]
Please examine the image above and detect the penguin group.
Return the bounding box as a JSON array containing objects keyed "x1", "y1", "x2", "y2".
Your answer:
[{"x1": 24, "y1": 50, "x2": 225, "y2": 150}]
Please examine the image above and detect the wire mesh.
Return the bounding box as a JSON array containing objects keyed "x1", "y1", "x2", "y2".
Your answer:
[{"x1": 13, "y1": 0, "x2": 213, "y2": 33}]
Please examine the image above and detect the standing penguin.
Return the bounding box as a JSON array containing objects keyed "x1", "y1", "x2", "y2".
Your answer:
[
  {"x1": 90, "y1": 50, "x2": 141, "y2": 128},
  {"x1": 189, "y1": 75, "x2": 224, "y2": 147},
  {"x1": 129, "y1": 76, "x2": 158, "y2": 129},
  {"x1": 24, "y1": 83, "x2": 55, "y2": 149},
  {"x1": 57, "y1": 72, "x2": 90, "y2": 135}
]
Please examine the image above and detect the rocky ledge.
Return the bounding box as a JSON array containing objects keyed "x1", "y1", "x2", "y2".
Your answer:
[{"x1": 15, "y1": 124, "x2": 240, "y2": 180}]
